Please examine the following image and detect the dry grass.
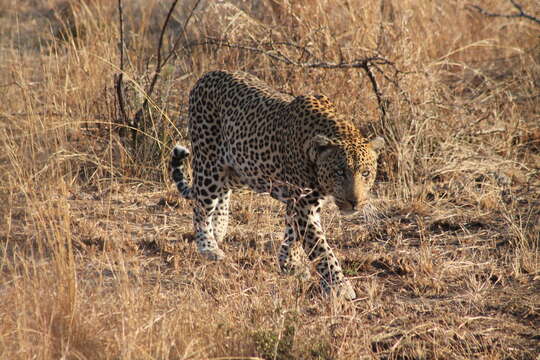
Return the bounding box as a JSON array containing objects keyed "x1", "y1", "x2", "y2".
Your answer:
[{"x1": 1, "y1": 0, "x2": 539, "y2": 359}]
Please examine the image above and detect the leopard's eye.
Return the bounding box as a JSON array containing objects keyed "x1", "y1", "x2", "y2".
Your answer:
[
  {"x1": 336, "y1": 169, "x2": 345, "y2": 177},
  {"x1": 362, "y1": 170, "x2": 370, "y2": 177}
]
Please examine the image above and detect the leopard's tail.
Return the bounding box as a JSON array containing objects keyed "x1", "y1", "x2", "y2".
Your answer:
[{"x1": 170, "y1": 145, "x2": 193, "y2": 200}]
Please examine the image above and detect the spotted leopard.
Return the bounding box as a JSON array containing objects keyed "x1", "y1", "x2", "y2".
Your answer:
[{"x1": 170, "y1": 70, "x2": 384, "y2": 299}]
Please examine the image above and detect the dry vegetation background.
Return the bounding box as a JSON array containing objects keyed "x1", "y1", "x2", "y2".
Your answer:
[{"x1": 1, "y1": 0, "x2": 539, "y2": 359}]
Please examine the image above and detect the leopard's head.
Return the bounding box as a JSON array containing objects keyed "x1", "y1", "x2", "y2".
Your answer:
[{"x1": 308, "y1": 134, "x2": 384, "y2": 215}]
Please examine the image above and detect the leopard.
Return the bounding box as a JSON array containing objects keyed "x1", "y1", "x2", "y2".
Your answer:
[{"x1": 170, "y1": 70, "x2": 384, "y2": 300}]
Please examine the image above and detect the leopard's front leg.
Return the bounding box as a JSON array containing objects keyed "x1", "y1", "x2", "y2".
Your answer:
[
  {"x1": 277, "y1": 202, "x2": 311, "y2": 280},
  {"x1": 293, "y1": 195, "x2": 356, "y2": 300}
]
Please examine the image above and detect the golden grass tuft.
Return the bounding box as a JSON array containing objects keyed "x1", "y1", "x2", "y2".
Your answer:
[{"x1": 1, "y1": 0, "x2": 539, "y2": 358}]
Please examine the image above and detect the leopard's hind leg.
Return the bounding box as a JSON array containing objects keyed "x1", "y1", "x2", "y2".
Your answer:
[
  {"x1": 190, "y1": 152, "x2": 231, "y2": 260},
  {"x1": 213, "y1": 189, "x2": 231, "y2": 243}
]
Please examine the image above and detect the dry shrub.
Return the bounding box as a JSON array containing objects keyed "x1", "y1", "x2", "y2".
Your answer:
[{"x1": 1, "y1": 0, "x2": 539, "y2": 359}]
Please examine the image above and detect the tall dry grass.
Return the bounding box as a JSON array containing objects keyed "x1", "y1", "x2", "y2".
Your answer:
[{"x1": 1, "y1": 0, "x2": 539, "y2": 359}]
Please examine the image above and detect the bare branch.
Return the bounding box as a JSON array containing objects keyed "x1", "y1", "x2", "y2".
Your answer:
[
  {"x1": 115, "y1": 0, "x2": 128, "y2": 131},
  {"x1": 132, "y1": 0, "x2": 201, "y2": 142},
  {"x1": 162, "y1": 0, "x2": 203, "y2": 67},
  {"x1": 472, "y1": 127, "x2": 506, "y2": 136},
  {"x1": 145, "y1": 0, "x2": 202, "y2": 104},
  {"x1": 468, "y1": 1, "x2": 540, "y2": 25},
  {"x1": 189, "y1": 38, "x2": 393, "y2": 68},
  {"x1": 186, "y1": 38, "x2": 394, "y2": 122},
  {"x1": 117, "y1": 0, "x2": 125, "y2": 73},
  {"x1": 363, "y1": 63, "x2": 387, "y2": 122},
  {"x1": 142, "y1": 0, "x2": 180, "y2": 113}
]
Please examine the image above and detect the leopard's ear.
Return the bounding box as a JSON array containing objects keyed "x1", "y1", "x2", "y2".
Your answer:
[
  {"x1": 305, "y1": 135, "x2": 339, "y2": 162},
  {"x1": 369, "y1": 137, "x2": 385, "y2": 153}
]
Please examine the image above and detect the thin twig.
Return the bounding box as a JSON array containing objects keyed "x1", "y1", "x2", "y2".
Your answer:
[
  {"x1": 133, "y1": 0, "x2": 201, "y2": 140},
  {"x1": 138, "y1": 0, "x2": 181, "y2": 121},
  {"x1": 472, "y1": 127, "x2": 506, "y2": 136},
  {"x1": 115, "y1": 0, "x2": 128, "y2": 130},
  {"x1": 263, "y1": 41, "x2": 314, "y2": 59},
  {"x1": 200, "y1": 38, "x2": 393, "y2": 68},
  {"x1": 161, "y1": 0, "x2": 202, "y2": 67},
  {"x1": 468, "y1": 0, "x2": 540, "y2": 25},
  {"x1": 187, "y1": 38, "x2": 393, "y2": 122},
  {"x1": 376, "y1": 0, "x2": 386, "y2": 51},
  {"x1": 363, "y1": 62, "x2": 387, "y2": 122},
  {"x1": 117, "y1": 0, "x2": 125, "y2": 73}
]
